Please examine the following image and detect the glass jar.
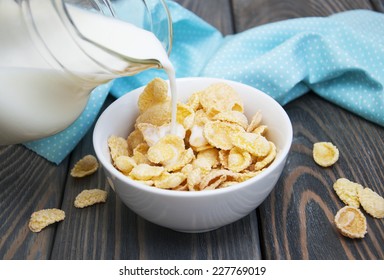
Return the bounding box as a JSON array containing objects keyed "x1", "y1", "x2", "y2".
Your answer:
[{"x1": 0, "y1": 0, "x2": 172, "y2": 144}]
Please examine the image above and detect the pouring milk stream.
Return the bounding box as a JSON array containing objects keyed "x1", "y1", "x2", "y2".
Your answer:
[{"x1": 0, "y1": 0, "x2": 177, "y2": 145}]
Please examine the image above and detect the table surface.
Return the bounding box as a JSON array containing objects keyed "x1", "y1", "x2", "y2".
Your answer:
[{"x1": 1, "y1": 0, "x2": 383, "y2": 260}]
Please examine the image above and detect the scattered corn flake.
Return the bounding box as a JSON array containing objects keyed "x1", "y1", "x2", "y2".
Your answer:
[
  {"x1": 254, "y1": 141, "x2": 277, "y2": 171},
  {"x1": 114, "y1": 155, "x2": 136, "y2": 175},
  {"x1": 70, "y1": 155, "x2": 99, "y2": 178},
  {"x1": 177, "y1": 103, "x2": 195, "y2": 130},
  {"x1": 108, "y1": 135, "x2": 129, "y2": 162},
  {"x1": 228, "y1": 147, "x2": 252, "y2": 172},
  {"x1": 74, "y1": 189, "x2": 108, "y2": 208},
  {"x1": 138, "y1": 77, "x2": 169, "y2": 113},
  {"x1": 129, "y1": 164, "x2": 164, "y2": 181},
  {"x1": 135, "y1": 100, "x2": 172, "y2": 126},
  {"x1": 204, "y1": 121, "x2": 244, "y2": 150},
  {"x1": 127, "y1": 129, "x2": 144, "y2": 155},
  {"x1": 247, "y1": 111, "x2": 262, "y2": 132},
  {"x1": 230, "y1": 132, "x2": 270, "y2": 157},
  {"x1": 29, "y1": 208, "x2": 65, "y2": 233},
  {"x1": 313, "y1": 142, "x2": 339, "y2": 167},
  {"x1": 212, "y1": 111, "x2": 248, "y2": 129},
  {"x1": 334, "y1": 206, "x2": 367, "y2": 239},
  {"x1": 359, "y1": 188, "x2": 384, "y2": 219},
  {"x1": 154, "y1": 172, "x2": 186, "y2": 189},
  {"x1": 333, "y1": 178, "x2": 364, "y2": 208}
]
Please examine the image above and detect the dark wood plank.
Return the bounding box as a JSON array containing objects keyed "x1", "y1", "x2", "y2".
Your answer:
[
  {"x1": 0, "y1": 145, "x2": 69, "y2": 259},
  {"x1": 174, "y1": 0, "x2": 234, "y2": 35},
  {"x1": 259, "y1": 93, "x2": 384, "y2": 259},
  {"x1": 371, "y1": 0, "x2": 384, "y2": 12},
  {"x1": 231, "y1": 0, "x2": 374, "y2": 32}
]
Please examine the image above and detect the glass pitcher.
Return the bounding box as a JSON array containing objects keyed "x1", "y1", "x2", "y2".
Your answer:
[{"x1": 0, "y1": 0, "x2": 172, "y2": 144}]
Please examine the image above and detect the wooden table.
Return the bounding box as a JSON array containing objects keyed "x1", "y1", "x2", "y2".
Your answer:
[{"x1": 1, "y1": 0, "x2": 383, "y2": 260}]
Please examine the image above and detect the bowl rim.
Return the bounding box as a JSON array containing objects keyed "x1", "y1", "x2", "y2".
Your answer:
[{"x1": 93, "y1": 77, "x2": 293, "y2": 198}]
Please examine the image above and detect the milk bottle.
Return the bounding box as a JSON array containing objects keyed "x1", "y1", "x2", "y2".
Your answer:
[{"x1": 0, "y1": 0, "x2": 174, "y2": 144}]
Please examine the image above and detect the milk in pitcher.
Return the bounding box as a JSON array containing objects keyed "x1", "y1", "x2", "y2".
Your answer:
[{"x1": 0, "y1": 0, "x2": 177, "y2": 144}]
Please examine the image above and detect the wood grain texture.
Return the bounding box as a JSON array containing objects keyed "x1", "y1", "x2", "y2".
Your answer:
[
  {"x1": 370, "y1": 0, "x2": 384, "y2": 11},
  {"x1": 174, "y1": 0, "x2": 234, "y2": 35},
  {"x1": 259, "y1": 93, "x2": 384, "y2": 260},
  {"x1": 0, "y1": 145, "x2": 69, "y2": 259},
  {"x1": 231, "y1": 0, "x2": 374, "y2": 32}
]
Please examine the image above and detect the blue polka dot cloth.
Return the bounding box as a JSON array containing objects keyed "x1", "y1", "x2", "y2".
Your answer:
[{"x1": 24, "y1": 1, "x2": 384, "y2": 164}]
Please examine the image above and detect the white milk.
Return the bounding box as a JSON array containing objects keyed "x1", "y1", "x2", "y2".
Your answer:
[{"x1": 0, "y1": 1, "x2": 177, "y2": 144}]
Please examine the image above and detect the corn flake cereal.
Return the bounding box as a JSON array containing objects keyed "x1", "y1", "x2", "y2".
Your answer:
[
  {"x1": 70, "y1": 155, "x2": 99, "y2": 178},
  {"x1": 147, "y1": 135, "x2": 185, "y2": 166},
  {"x1": 187, "y1": 168, "x2": 203, "y2": 191},
  {"x1": 228, "y1": 147, "x2": 252, "y2": 172},
  {"x1": 135, "y1": 100, "x2": 172, "y2": 126},
  {"x1": 334, "y1": 206, "x2": 367, "y2": 239},
  {"x1": 218, "y1": 150, "x2": 230, "y2": 169},
  {"x1": 359, "y1": 187, "x2": 384, "y2": 219},
  {"x1": 108, "y1": 78, "x2": 278, "y2": 191},
  {"x1": 313, "y1": 142, "x2": 339, "y2": 167},
  {"x1": 132, "y1": 143, "x2": 151, "y2": 165},
  {"x1": 200, "y1": 169, "x2": 238, "y2": 190},
  {"x1": 213, "y1": 111, "x2": 248, "y2": 129},
  {"x1": 177, "y1": 103, "x2": 195, "y2": 130},
  {"x1": 200, "y1": 83, "x2": 244, "y2": 117},
  {"x1": 254, "y1": 142, "x2": 276, "y2": 171},
  {"x1": 29, "y1": 208, "x2": 65, "y2": 233},
  {"x1": 74, "y1": 189, "x2": 108, "y2": 208},
  {"x1": 153, "y1": 172, "x2": 186, "y2": 189},
  {"x1": 127, "y1": 129, "x2": 144, "y2": 155},
  {"x1": 138, "y1": 77, "x2": 169, "y2": 113},
  {"x1": 129, "y1": 164, "x2": 164, "y2": 181},
  {"x1": 247, "y1": 111, "x2": 262, "y2": 132},
  {"x1": 204, "y1": 121, "x2": 244, "y2": 150},
  {"x1": 230, "y1": 132, "x2": 270, "y2": 157},
  {"x1": 252, "y1": 125, "x2": 268, "y2": 136},
  {"x1": 108, "y1": 135, "x2": 129, "y2": 162},
  {"x1": 186, "y1": 90, "x2": 202, "y2": 111},
  {"x1": 333, "y1": 178, "x2": 364, "y2": 208},
  {"x1": 193, "y1": 148, "x2": 219, "y2": 171},
  {"x1": 115, "y1": 155, "x2": 136, "y2": 175}
]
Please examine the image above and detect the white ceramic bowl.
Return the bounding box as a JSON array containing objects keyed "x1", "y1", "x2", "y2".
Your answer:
[{"x1": 93, "y1": 77, "x2": 292, "y2": 233}]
